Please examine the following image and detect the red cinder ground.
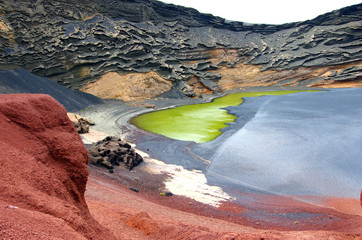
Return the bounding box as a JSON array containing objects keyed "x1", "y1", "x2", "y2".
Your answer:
[
  {"x1": 0, "y1": 94, "x2": 115, "y2": 239},
  {"x1": 86, "y1": 165, "x2": 362, "y2": 239}
]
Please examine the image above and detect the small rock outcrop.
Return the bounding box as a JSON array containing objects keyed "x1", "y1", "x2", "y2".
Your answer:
[
  {"x1": 0, "y1": 94, "x2": 115, "y2": 239},
  {"x1": 89, "y1": 136, "x2": 143, "y2": 170},
  {"x1": 67, "y1": 112, "x2": 95, "y2": 134}
]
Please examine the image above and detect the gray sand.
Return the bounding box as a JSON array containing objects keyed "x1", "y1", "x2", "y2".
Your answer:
[{"x1": 0, "y1": 69, "x2": 102, "y2": 112}]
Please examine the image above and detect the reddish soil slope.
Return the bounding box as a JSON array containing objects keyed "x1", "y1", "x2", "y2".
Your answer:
[
  {"x1": 85, "y1": 167, "x2": 362, "y2": 240},
  {"x1": 0, "y1": 94, "x2": 115, "y2": 239}
]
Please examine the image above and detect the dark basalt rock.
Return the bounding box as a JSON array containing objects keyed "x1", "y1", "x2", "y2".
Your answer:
[
  {"x1": 325, "y1": 65, "x2": 362, "y2": 81},
  {"x1": 0, "y1": 0, "x2": 361, "y2": 91},
  {"x1": 67, "y1": 113, "x2": 95, "y2": 134},
  {"x1": 89, "y1": 136, "x2": 143, "y2": 170},
  {"x1": 73, "y1": 117, "x2": 90, "y2": 134}
]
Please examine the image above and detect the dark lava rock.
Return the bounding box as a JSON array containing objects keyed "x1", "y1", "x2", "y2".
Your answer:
[
  {"x1": 326, "y1": 65, "x2": 362, "y2": 81},
  {"x1": 74, "y1": 118, "x2": 90, "y2": 134},
  {"x1": 0, "y1": 0, "x2": 361, "y2": 91},
  {"x1": 129, "y1": 187, "x2": 139, "y2": 193},
  {"x1": 89, "y1": 136, "x2": 143, "y2": 170},
  {"x1": 67, "y1": 113, "x2": 95, "y2": 134}
]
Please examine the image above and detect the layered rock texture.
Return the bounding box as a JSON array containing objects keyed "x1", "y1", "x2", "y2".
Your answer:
[
  {"x1": 0, "y1": 94, "x2": 115, "y2": 239},
  {"x1": 0, "y1": 0, "x2": 361, "y2": 99}
]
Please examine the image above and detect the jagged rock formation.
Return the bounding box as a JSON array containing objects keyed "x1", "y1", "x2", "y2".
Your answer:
[
  {"x1": 0, "y1": 94, "x2": 116, "y2": 239},
  {"x1": 0, "y1": 0, "x2": 361, "y2": 99},
  {"x1": 67, "y1": 112, "x2": 95, "y2": 134},
  {"x1": 89, "y1": 136, "x2": 143, "y2": 170}
]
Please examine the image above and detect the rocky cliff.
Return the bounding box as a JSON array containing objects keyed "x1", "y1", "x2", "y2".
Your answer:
[
  {"x1": 0, "y1": 0, "x2": 361, "y2": 100},
  {"x1": 0, "y1": 94, "x2": 115, "y2": 239}
]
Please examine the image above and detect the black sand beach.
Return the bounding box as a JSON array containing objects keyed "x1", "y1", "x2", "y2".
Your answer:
[{"x1": 0, "y1": 69, "x2": 103, "y2": 112}]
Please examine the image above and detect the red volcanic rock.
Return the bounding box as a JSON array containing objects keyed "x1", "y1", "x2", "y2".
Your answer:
[{"x1": 0, "y1": 94, "x2": 115, "y2": 239}]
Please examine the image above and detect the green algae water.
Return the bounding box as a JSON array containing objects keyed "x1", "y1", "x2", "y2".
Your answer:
[{"x1": 130, "y1": 90, "x2": 318, "y2": 143}]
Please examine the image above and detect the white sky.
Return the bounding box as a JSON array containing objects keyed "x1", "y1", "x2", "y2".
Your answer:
[{"x1": 160, "y1": 0, "x2": 361, "y2": 24}]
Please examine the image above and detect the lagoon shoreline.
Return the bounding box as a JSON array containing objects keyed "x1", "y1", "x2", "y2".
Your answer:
[{"x1": 81, "y1": 86, "x2": 362, "y2": 234}]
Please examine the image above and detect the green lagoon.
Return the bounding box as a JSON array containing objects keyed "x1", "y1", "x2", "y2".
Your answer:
[{"x1": 130, "y1": 90, "x2": 317, "y2": 143}]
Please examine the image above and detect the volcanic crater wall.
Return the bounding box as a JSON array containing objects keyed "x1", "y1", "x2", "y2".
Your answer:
[{"x1": 0, "y1": 0, "x2": 361, "y2": 99}]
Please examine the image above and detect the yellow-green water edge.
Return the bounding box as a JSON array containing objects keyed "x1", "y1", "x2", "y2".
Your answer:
[{"x1": 130, "y1": 90, "x2": 319, "y2": 143}]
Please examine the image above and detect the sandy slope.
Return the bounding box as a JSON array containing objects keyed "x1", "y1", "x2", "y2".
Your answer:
[{"x1": 85, "y1": 167, "x2": 362, "y2": 239}]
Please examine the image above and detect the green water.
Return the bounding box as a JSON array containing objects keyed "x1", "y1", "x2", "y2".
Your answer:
[{"x1": 130, "y1": 90, "x2": 317, "y2": 143}]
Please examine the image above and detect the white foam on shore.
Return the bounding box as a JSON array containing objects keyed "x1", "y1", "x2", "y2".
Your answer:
[{"x1": 138, "y1": 151, "x2": 233, "y2": 207}]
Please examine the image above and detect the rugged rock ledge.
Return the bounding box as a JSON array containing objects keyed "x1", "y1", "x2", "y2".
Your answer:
[
  {"x1": 0, "y1": 0, "x2": 361, "y2": 99},
  {"x1": 0, "y1": 94, "x2": 115, "y2": 239}
]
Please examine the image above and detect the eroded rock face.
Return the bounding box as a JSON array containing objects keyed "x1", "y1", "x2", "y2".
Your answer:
[
  {"x1": 0, "y1": 94, "x2": 115, "y2": 239},
  {"x1": 0, "y1": 0, "x2": 361, "y2": 97},
  {"x1": 81, "y1": 71, "x2": 172, "y2": 101},
  {"x1": 89, "y1": 136, "x2": 143, "y2": 170},
  {"x1": 216, "y1": 61, "x2": 362, "y2": 89}
]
